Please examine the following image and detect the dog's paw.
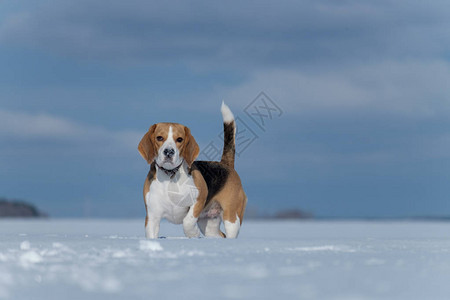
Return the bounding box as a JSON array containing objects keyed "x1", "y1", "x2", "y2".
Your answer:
[{"x1": 184, "y1": 226, "x2": 201, "y2": 238}]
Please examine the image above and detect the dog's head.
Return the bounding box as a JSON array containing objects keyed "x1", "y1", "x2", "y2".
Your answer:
[{"x1": 138, "y1": 123, "x2": 199, "y2": 169}]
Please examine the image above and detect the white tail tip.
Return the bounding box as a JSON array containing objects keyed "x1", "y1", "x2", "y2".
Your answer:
[{"x1": 221, "y1": 101, "x2": 235, "y2": 123}]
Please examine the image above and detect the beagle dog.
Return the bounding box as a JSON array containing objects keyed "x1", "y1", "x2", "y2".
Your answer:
[{"x1": 138, "y1": 103, "x2": 247, "y2": 239}]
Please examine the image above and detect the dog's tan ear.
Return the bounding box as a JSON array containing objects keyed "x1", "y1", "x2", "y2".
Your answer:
[
  {"x1": 182, "y1": 126, "x2": 199, "y2": 167},
  {"x1": 138, "y1": 124, "x2": 157, "y2": 164}
]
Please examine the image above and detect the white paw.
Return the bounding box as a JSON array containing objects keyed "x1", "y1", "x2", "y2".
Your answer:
[{"x1": 183, "y1": 224, "x2": 201, "y2": 238}]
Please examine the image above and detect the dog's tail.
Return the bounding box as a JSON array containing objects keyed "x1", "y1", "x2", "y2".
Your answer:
[{"x1": 220, "y1": 101, "x2": 236, "y2": 168}]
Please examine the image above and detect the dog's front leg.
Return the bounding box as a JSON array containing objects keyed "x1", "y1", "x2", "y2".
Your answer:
[
  {"x1": 183, "y1": 206, "x2": 201, "y2": 238},
  {"x1": 145, "y1": 215, "x2": 161, "y2": 239}
]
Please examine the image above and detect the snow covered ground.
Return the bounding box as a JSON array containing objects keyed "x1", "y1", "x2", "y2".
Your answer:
[{"x1": 1, "y1": 219, "x2": 450, "y2": 300}]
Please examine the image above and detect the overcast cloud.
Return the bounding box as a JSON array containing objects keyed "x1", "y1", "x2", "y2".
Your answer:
[{"x1": 2, "y1": 0, "x2": 450, "y2": 67}]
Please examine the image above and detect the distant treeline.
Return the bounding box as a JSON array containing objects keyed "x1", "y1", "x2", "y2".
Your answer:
[
  {"x1": 245, "y1": 207, "x2": 313, "y2": 220},
  {"x1": 0, "y1": 198, "x2": 47, "y2": 218}
]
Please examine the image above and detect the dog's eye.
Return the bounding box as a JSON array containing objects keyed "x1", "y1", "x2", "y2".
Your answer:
[
  {"x1": 156, "y1": 136, "x2": 164, "y2": 141},
  {"x1": 176, "y1": 137, "x2": 183, "y2": 143}
]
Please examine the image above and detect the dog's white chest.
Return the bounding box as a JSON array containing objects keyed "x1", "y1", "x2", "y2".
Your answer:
[{"x1": 146, "y1": 168, "x2": 199, "y2": 224}]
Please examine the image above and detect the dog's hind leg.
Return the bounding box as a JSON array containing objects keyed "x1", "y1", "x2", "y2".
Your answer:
[
  {"x1": 223, "y1": 212, "x2": 240, "y2": 239},
  {"x1": 198, "y1": 217, "x2": 225, "y2": 238},
  {"x1": 221, "y1": 193, "x2": 246, "y2": 238}
]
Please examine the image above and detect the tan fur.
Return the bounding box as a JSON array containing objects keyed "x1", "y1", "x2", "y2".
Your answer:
[
  {"x1": 190, "y1": 168, "x2": 208, "y2": 218},
  {"x1": 138, "y1": 124, "x2": 157, "y2": 163},
  {"x1": 182, "y1": 126, "x2": 200, "y2": 167},
  {"x1": 212, "y1": 167, "x2": 247, "y2": 225}
]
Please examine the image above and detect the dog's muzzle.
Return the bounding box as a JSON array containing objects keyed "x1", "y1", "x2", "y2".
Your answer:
[{"x1": 163, "y1": 148, "x2": 175, "y2": 159}]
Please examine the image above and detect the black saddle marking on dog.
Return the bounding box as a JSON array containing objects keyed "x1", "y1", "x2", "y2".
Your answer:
[{"x1": 193, "y1": 161, "x2": 229, "y2": 203}]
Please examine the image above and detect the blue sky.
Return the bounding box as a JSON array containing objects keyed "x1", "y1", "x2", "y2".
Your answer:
[{"x1": 1, "y1": 0, "x2": 450, "y2": 218}]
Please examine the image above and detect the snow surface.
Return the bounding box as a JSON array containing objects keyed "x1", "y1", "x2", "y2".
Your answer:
[{"x1": 1, "y1": 219, "x2": 450, "y2": 300}]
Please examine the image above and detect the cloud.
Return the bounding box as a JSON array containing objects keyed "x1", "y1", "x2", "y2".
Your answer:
[
  {"x1": 220, "y1": 59, "x2": 450, "y2": 118},
  {"x1": 211, "y1": 59, "x2": 450, "y2": 179},
  {"x1": 0, "y1": 109, "x2": 83, "y2": 138},
  {"x1": 1, "y1": 0, "x2": 449, "y2": 67},
  {"x1": 0, "y1": 108, "x2": 142, "y2": 155}
]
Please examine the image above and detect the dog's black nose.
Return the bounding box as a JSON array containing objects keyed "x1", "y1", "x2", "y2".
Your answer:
[{"x1": 163, "y1": 148, "x2": 175, "y2": 158}]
